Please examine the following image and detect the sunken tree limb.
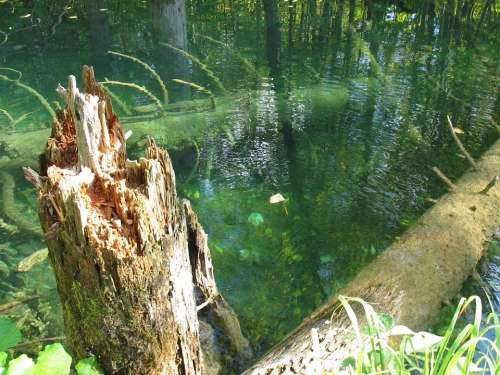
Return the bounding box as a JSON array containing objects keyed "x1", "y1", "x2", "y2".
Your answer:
[
  {"x1": 26, "y1": 66, "x2": 250, "y2": 374},
  {"x1": 244, "y1": 138, "x2": 500, "y2": 374}
]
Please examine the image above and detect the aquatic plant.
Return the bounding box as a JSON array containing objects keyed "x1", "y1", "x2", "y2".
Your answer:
[
  {"x1": 100, "y1": 86, "x2": 132, "y2": 115},
  {"x1": 172, "y1": 79, "x2": 215, "y2": 108},
  {"x1": 0, "y1": 108, "x2": 14, "y2": 127},
  {"x1": 334, "y1": 295, "x2": 499, "y2": 374},
  {"x1": 159, "y1": 42, "x2": 227, "y2": 95},
  {"x1": 0, "y1": 317, "x2": 104, "y2": 375},
  {"x1": 108, "y1": 51, "x2": 169, "y2": 104},
  {"x1": 0, "y1": 68, "x2": 56, "y2": 122},
  {"x1": 196, "y1": 34, "x2": 259, "y2": 78},
  {"x1": 100, "y1": 79, "x2": 163, "y2": 115},
  {"x1": 0, "y1": 108, "x2": 35, "y2": 130}
]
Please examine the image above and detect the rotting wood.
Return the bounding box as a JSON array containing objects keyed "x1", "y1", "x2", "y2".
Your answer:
[
  {"x1": 25, "y1": 66, "x2": 250, "y2": 375},
  {"x1": 244, "y1": 137, "x2": 500, "y2": 374}
]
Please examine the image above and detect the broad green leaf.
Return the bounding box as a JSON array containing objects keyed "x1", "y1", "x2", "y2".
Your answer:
[
  {"x1": 0, "y1": 318, "x2": 22, "y2": 351},
  {"x1": 75, "y1": 357, "x2": 104, "y2": 375},
  {"x1": 247, "y1": 212, "x2": 264, "y2": 226},
  {"x1": 31, "y1": 343, "x2": 71, "y2": 375},
  {"x1": 5, "y1": 355, "x2": 34, "y2": 375},
  {"x1": 0, "y1": 352, "x2": 7, "y2": 367}
]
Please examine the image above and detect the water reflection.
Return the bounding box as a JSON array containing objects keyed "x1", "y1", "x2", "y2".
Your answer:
[{"x1": 0, "y1": 0, "x2": 498, "y2": 355}]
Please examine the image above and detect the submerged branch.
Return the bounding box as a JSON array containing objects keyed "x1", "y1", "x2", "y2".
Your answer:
[
  {"x1": 108, "y1": 50, "x2": 169, "y2": 104},
  {"x1": 432, "y1": 166, "x2": 457, "y2": 191},
  {"x1": 0, "y1": 295, "x2": 39, "y2": 313},
  {"x1": 447, "y1": 115, "x2": 478, "y2": 170}
]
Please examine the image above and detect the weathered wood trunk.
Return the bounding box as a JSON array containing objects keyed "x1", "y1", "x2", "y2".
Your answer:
[
  {"x1": 244, "y1": 138, "x2": 500, "y2": 374},
  {"x1": 25, "y1": 66, "x2": 250, "y2": 374}
]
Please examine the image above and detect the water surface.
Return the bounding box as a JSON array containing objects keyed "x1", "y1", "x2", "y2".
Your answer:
[{"x1": 0, "y1": 0, "x2": 498, "y2": 354}]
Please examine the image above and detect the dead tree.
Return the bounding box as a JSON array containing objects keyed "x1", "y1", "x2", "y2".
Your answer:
[{"x1": 25, "y1": 66, "x2": 250, "y2": 375}]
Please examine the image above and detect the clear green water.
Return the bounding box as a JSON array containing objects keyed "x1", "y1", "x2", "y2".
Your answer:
[{"x1": 0, "y1": 0, "x2": 498, "y2": 354}]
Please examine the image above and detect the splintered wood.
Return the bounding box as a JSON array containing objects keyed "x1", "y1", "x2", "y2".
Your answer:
[{"x1": 24, "y1": 66, "x2": 249, "y2": 375}]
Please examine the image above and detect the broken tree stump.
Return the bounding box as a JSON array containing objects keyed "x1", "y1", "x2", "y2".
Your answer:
[{"x1": 25, "y1": 66, "x2": 250, "y2": 374}]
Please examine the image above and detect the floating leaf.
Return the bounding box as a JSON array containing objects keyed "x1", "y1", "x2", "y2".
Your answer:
[
  {"x1": 0, "y1": 318, "x2": 21, "y2": 351},
  {"x1": 4, "y1": 355, "x2": 34, "y2": 375},
  {"x1": 247, "y1": 212, "x2": 264, "y2": 226},
  {"x1": 269, "y1": 193, "x2": 285, "y2": 204},
  {"x1": 32, "y1": 343, "x2": 72, "y2": 375},
  {"x1": 75, "y1": 357, "x2": 104, "y2": 375}
]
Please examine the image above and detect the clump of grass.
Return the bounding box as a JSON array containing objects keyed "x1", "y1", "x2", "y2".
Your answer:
[
  {"x1": 334, "y1": 295, "x2": 499, "y2": 374},
  {"x1": 100, "y1": 79, "x2": 164, "y2": 115},
  {"x1": 159, "y1": 42, "x2": 227, "y2": 95},
  {"x1": 108, "y1": 50, "x2": 169, "y2": 104},
  {"x1": 172, "y1": 79, "x2": 215, "y2": 109}
]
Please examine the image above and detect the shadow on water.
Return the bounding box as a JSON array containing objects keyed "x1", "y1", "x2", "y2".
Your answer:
[{"x1": 0, "y1": 0, "x2": 498, "y2": 357}]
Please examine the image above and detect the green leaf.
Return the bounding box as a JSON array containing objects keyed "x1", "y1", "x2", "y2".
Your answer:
[
  {"x1": 75, "y1": 357, "x2": 104, "y2": 375},
  {"x1": 247, "y1": 212, "x2": 264, "y2": 226},
  {"x1": 31, "y1": 343, "x2": 72, "y2": 375},
  {"x1": 5, "y1": 355, "x2": 34, "y2": 375},
  {"x1": 0, "y1": 352, "x2": 7, "y2": 368},
  {"x1": 0, "y1": 318, "x2": 22, "y2": 351}
]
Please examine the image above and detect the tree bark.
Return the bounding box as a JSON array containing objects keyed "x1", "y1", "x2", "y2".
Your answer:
[
  {"x1": 244, "y1": 138, "x2": 500, "y2": 374},
  {"x1": 26, "y1": 66, "x2": 250, "y2": 375}
]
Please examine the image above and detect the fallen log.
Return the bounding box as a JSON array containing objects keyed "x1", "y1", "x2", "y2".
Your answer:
[
  {"x1": 244, "y1": 138, "x2": 500, "y2": 374},
  {"x1": 25, "y1": 66, "x2": 250, "y2": 375}
]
